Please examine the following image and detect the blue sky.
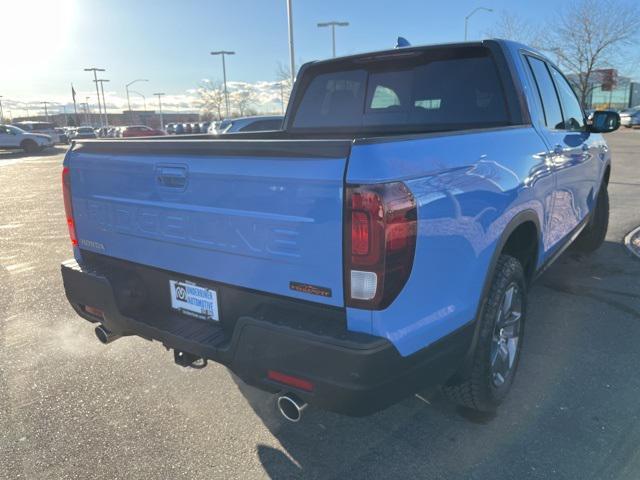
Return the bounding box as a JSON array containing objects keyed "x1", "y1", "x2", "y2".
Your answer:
[{"x1": 1, "y1": 0, "x2": 636, "y2": 115}]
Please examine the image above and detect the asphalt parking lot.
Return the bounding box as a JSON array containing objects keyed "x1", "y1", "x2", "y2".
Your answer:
[{"x1": 1, "y1": 130, "x2": 639, "y2": 479}]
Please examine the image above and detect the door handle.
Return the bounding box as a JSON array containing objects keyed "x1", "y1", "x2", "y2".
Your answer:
[
  {"x1": 553, "y1": 144, "x2": 564, "y2": 155},
  {"x1": 156, "y1": 165, "x2": 188, "y2": 189},
  {"x1": 581, "y1": 143, "x2": 589, "y2": 152}
]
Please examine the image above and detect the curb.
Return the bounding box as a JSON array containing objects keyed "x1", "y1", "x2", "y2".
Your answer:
[{"x1": 624, "y1": 226, "x2": 640, "y2": 259}]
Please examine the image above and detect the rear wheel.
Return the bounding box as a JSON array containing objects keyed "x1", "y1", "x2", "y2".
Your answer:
[
  {"x1": 443, "y1": 255, "x2": 526, "y2": 412},
  {"x1": 572, "y1": 185, "x2": 609, "y2": 254},
  {"x1": 21, "y1": 140, "x2": 39, "y2": 154}
]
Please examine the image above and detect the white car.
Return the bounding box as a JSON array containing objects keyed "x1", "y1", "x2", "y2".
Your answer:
[
  {"x1": 208, "y1": 115, "x2": 284, "y2": 135},
  {"x1": 11, "y1": 121, "x2": 61, "y2": 143},
  {"x1": 619, "y1": 108, "x2": 640, "y2": 128},
  {"x1": 0, "y1": 124, "x2": 54, "y2": 153}
]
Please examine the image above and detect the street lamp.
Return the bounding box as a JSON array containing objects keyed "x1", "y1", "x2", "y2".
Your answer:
[
  {"x1": 96, "y1": 79, "x2": 110, "y2": 127},
  {"x1": 84, "y1": 67, "x2": 106, "y2": 126},
  {"x1": 0, "y1": 96, "x2": 4, "y2": 122},
  {"x1": 153, "y1": 93, "x2": 165, "y2": 130},
  {"x1": 464, "y1": 7, "x2": 493, "y2": 41},
  {"x1": 125, "y1": 78, "x2": 148, "y2": 124},
  {"x1": 317, "y1": 21, "x2": 349, "y2": 57},
  {"x1": 42, "y1": 101, "x2": 50, "y2": 122},
  {"x1": 129, "y1": 90, "x2": 147, "y2": 111},
  {"x1": 210, "y1": 50, "x2": 235, "y2": 118},
  {"x1": 286, "y1": 0, "x2": 295, "y2": 85}
]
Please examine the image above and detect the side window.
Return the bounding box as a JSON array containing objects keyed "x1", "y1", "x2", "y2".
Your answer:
[
  {"x1": 550, "y1": 67, "x2": 585, "y2": 131},
  {"x1": 526, "y1": 56, "x2": 564, "y2": 130},
  {"x1": 240, "y1": 120, "x2": 268, "y2": 132}
]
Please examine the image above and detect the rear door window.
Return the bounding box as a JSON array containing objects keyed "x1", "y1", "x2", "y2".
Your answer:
[
  {"x1": 549, "y1": 67, "x2": 585, "y2": 131},
  {"x1": 525, "y1": 56, "x2": 564, "y2": 130}
]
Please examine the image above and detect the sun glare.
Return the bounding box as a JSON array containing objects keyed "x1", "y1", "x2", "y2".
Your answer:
[{"x1": 4, "y1": 0, "x2": 77, "y2": 71}]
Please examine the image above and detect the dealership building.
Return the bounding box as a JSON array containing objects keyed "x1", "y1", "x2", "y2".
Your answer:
[{"x1": 568, "y1": 69, "x2": 640, "y2": 110}]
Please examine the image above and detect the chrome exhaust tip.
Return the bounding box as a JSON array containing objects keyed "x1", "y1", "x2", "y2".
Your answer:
[
  {"x1": 94, "y1": 325, "x2": 121, "y2": 345},
  {"x1": 277, "y1": 394, "x2": 308, "y2": 422}
]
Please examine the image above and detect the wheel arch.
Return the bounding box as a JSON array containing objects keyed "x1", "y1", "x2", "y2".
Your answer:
[{"x1": 457, "y1": 209, "x2": 541, "y2": 377}]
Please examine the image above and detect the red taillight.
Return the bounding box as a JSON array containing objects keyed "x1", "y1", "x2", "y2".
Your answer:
[
  {"x1": 345, "y1": 182, "x2": 417, "y2": 309},
  {"x1": 62, "y1": 167, "x2": 78, "y2": 246},
  {"x1": 267, "y1": 370, "x2": 315, "y2": 392},
  {"x1": 351, "y1": 210, "x2": 370, "y2": 255}
]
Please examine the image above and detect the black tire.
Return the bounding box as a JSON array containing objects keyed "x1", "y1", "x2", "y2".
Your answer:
[
  {"x1": 443, "y1": 255, "x2": 526, "y2": 412},
  {"x1": 21, "y1": 140, "x2": 39, "y2": 154},
  {"x1": 572, "y1": 185, "x2": 609, "y2": 254}
]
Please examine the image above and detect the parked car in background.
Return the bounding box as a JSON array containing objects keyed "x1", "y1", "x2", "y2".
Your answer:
[
  {"x1": 165, "y1": 123, "x2": 176, "y2": 134},
  {"x1": 55, "y1": 128, "x2": 69, "y2": 144},
  {"x1": 71, "y1": 126, "x2": 97, "y2": 139},
  {"x1": 208, "y1": 115, "x2": 284, "y2": 135},
  {"x1": 174, "y1": 123, "x2": 185, "y2": 135},
  {"x1": 183, "y1": 123, "x2": 193, "y2": 134},
  {"x1": 619, "y1": 107, "x2": 640, "y2": 128},
  {"x1": 61, "y1": 40, "x2": 620, "y2": 419},
  {"x1": 200, "y1": 121, "x2": 211, "y2": 134},
  {"x1": 12, "y1": 121, "x2": 61, "y2": 144},
  {"x1": 121, "y1": 125, "x2": 165, "y2": 137},
  {"x1": 0, "y1": 124, "x2": 54, "y2": 153},
  {"x1": 208, "y1": 120, "x2": 230, "y2": 134},
  {"x1": 191, "y1": 123, "x2": 201, "y2": 133}
]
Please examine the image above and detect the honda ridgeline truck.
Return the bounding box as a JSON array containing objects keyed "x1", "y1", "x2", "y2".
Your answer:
[{"x1": 61, "y1": 40, "x2": 620, "y2": 419}]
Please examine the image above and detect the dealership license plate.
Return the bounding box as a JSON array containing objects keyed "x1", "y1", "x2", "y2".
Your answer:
[{"x1": 169, "y1": 280, "x2": 219, "y2": 321}]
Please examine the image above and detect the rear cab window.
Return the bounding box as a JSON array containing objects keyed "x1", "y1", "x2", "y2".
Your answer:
[{"x1": 290, "y1": 45, "x2": 513, "y2": 136}]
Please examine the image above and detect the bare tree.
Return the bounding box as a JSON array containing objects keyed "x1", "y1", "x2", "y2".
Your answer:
[
  {"x1": 230, "y1": 87, "x2": 257, "y2": 117},
  {"x1": 195, "y1": 81, "x2": 226, "y2": 120},
  {"x1": 540, "y1": 0, "x2": 640, "y2": 108},
  {"x1": 484, "y1": 11, "x2": 541, "y2": 47},
  {"x1": 276, "y1": 61, "x2": 294, "y2": 111}
]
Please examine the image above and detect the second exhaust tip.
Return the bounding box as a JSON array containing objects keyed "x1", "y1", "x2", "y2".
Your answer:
[
  {"x1": 277, "y1": 394, "x2": 308, "y2": 422},
  {"x1": 94, "y1": 325, "x2": 121, "y2": 345}
]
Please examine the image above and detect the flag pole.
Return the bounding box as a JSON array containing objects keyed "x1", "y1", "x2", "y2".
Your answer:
[{"x1": 71, "y1": 84, "x2": 79, "y2": 126}]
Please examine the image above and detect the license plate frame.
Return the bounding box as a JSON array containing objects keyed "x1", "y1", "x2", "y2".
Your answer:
[{"x1": 169, "y1": 280, "x2": 219, "y2": 321}]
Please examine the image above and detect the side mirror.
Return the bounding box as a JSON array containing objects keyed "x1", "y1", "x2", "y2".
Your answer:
[{"x1": 588, "y1": 110, "x2": 620, "y2": 133}]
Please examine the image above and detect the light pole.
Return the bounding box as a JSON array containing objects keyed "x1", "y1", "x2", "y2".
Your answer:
[
  {"x1": 286, "y1": 0, "x2": 295, "y2": 84},
  {"x1": 0, "y1": 96, "x2": 4, "y2": 122},
  {"x1": 42, "y1": 101, "x2": 50, "y2": 122},
  {"x1": 96, "y1": 79, "x2": 110, "y2": 127},
  {"x1": 84, "y1": 67, "x2": 106, "y2": 126},
  {"x1": 210, "y1": 51, "x2": 235, "y2": 118},
  {"x1": 464, "y1": 7, "x2": 493, "y2": 41},
  {"x1": 85, "y1": 97, "x2": 92, "y2": 125},
  {"x1": 130, "y1": 90, "x2": 147, "y2": 111},
  {"x1": 80, "y1": 102, "x2": 89, "y2": 125},
  {"x1": 317, "y1": 21, "x2": 349, "y2": 57},
  {"x1": 125, "y1": 78, "x2": 148, "y2": 124},
  {"x1": 153, "y1": 93, "x2": 165, "y2": 130},
  {"x1": 279, "y1": 82, "x2": 285, "y2": 114}
]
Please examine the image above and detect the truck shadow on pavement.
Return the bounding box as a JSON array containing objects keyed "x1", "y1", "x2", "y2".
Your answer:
[{"x1": 232, "y1": 239, "x2": 640, "y2": 479}]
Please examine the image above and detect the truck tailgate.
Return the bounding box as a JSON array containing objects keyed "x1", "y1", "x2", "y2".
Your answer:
[{"x1": 67, "y1": 139, "x2": 352, "y2": 307}]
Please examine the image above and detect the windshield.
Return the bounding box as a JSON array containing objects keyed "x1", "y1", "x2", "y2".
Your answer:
[
  {"x1": 7, "y1": 125, "x2": 25, "y2": 134},
  {"x1": 291, "y1": 46, "x2": 510, "y2": 134},
  {"x1": 77, "y1": 127, "x2": 93, "y2": 133}
]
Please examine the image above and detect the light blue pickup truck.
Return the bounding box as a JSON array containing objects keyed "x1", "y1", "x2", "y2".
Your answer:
[{"x1": 61, "y1": 40, "x2": 619, "y2": 420}]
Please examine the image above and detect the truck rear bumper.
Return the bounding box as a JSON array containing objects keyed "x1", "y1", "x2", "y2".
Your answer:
[{"x1": 61, "y1": 258, "x2": 473, "y2": 416}]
